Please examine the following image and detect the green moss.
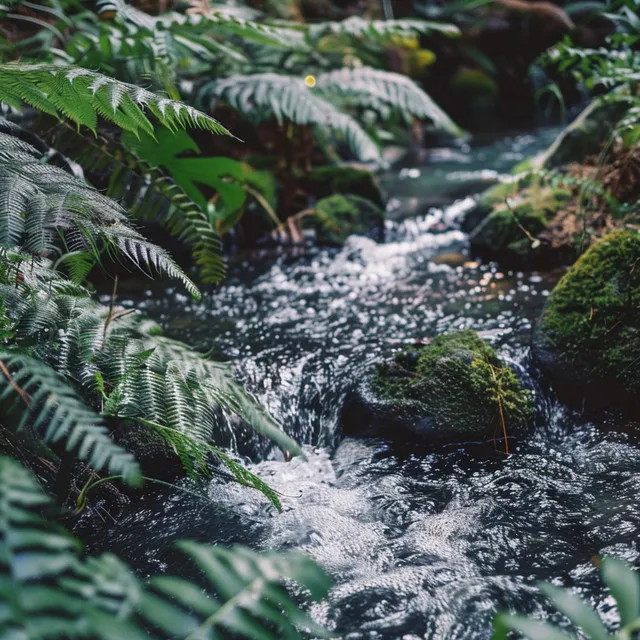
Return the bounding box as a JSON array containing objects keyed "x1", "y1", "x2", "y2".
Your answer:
[
  {"x1": 538, "y1": 230, "x2": 640, "y2": 392},
  {"x1": 470, "y1": 186, "x2": 571, "y2": 260},
  {"x1": 310, "y1": 194, "x2": 384, "y2": 245},
  {"x1": 450, "y1": 68, "x2": 499, "y2": 106},
  {"x1": 372, "y1": 330, "x2": 533, "y2": 438},
  {"x1": 309, "y1": 165, "x2": 385, "y2": 209},
  {"x1": 479, "y1": 180, "x2": 521, "y2": 209}
]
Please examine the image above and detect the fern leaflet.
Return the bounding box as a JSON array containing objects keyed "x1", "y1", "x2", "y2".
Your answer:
[
  {"x1": 0, "y1": 63, "x2": 231, "y2": 137},
  {"x1": 0, "y1": 350, "x2": 142, "y2": 486}
]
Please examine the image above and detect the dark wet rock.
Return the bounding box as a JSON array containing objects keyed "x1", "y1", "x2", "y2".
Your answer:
[
  {"x1": 533, "y1": 230, "x2": 640, "y2": 414},
  {"x1": 540, "y1": 97, "x2": 631, "y2": 169},
  {"x1": 342, "y1": 331, "x2": 533, "y2": 444},
  {"x1": 468, "y1": 186, "x2": 572, "y2": 267},
  {"x1": 307, "y1": 194, "x2": 385, "y2": 246},
  {"x1": 112, "y1": 421, "x2": 184, "y2": 481}
]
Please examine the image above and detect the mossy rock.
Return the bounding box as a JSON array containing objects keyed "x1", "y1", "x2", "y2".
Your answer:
[
  {"x1": 540, "y1": 97, "x2": 631, "y2": 169},
  {"x1": 341, "y1": 330, "x2": 533, "y2": 444},
  {"x1": 309, "y1": 165, "x2": 386, "y2": 210},
  {"x1": 450, "y1": 68, "x2": 499, "y2": 106},
  {"x1": 461, "y1": 156, "x2": 542, "y2": 233},
  {"x1": 308, "y1": 194, "x2": 385, "y2": 246},
  {"x1": 461, "y1": 179, "x2": 524, "y2": 233},
  {"x1": 533, "y1": 230, "x2": 640, "y2": 413},
  {"x1": 469, "y1": 186, "x2": 572, "y2": 266}
]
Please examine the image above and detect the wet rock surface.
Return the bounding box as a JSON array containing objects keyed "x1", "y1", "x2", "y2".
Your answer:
[
  {"x1": 469, "y1": 186, "x2": 573, "y2": 267},
  {"x1": 343, "y1": 330, "x2": 533, "y2": 444},
  {"x1": 308, "y1": 193, "x2": 386, "y2": 246},
  {"x1": 533, "y1": 229, "x2": 640, "y2": 414}
]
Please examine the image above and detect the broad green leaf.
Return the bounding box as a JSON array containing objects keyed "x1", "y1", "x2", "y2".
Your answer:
[
  {"x1": 540, "y1": 583, "x2": 609, "y2": 640},
  {"x1": 124, "y1": 129, "x2": 277, "y2": 234},
  {"x1": 601, "y1": 558, "x2": 640, "y2": 627},
  {"x1": 492, "y1": 613, "x2": 575, "y2": 640}
]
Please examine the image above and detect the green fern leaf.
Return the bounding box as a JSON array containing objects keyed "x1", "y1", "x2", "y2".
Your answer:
[
  {"x1": 0, "y1": 249, "x2": 302, "y2": 470},
  {"x1": 207, "y1": 73, "x2": 381, "y2": 161},
  {"x1": 144, "y1": 543, "x2": 331, "y2": 639},
  {"x1": 0, "y1": 456, "x2": 331, "y2": 640},
  {"x1": 0, "y1": 130, "x2": 200, "y2": 297},
  {"x1": 0, "y1": 63, "x2": 231, "y2": 137},
  {"x1": 46, "y1": 125, "x2": 226, "y2": 283},
  {"x1": 308, "y1": 15, "x2": 460, "y2": 41},
  {"x1": 316, "y1": 66, "x2": 463, "y2": 136},
  {"x1": 0, "y1": 351, "x2": 142, "y2": 485}
]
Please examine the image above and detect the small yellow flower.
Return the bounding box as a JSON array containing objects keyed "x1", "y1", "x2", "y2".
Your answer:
[{"x1": 304, "y1": 75, "x2": 316, "y2": 88}]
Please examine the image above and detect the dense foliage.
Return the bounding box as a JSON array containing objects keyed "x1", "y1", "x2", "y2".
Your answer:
[{"x1": 1, "y1": 0, "x2": 638, "y2": 636}]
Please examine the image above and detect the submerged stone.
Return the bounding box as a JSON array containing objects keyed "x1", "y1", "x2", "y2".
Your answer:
[
  {"x1": 342, "y1": 330, "x2": 533, "y2": 444},
  {"x1": 533, "y1": 230, "x2": 640, "y2": 413},
  {"x1": 308, "y1": 194, "x2": 385, "y2": 246},
  {"x1": 469, "y1": 186, "x2": 572, "y2": 266}
]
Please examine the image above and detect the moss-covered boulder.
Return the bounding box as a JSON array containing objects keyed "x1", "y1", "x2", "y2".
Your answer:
[
  {"x1": 469, "y1": 186, "x2": 572, "y2": 266},
  {"x1": 449, "y1": 68, "x2": 499, "y2": 109},
  {"x1": 462, "y1": 179, "x2": 524, "y2": 233},
  {"x1": 307, "y1": 194, "x2": 385, "y2": 246},
  {"x1": 461, "y1": 156, "x2": 541, "y2": 233},
  {"x1": 341, "y1": 331, "x2": 533, "y2": 444},
  {"x1": 308, "y1": 165, "x2": 386, "y2": 210},
  {"x1": 532, "y1": 230, "x2": 640, "y2": 413}
]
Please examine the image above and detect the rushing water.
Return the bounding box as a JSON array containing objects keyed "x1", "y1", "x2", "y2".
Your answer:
[{"x1": 78, "y1": 128, "x2": 640, "y2": 639}]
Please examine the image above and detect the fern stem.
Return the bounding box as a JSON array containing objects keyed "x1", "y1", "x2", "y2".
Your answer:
[
  {"x1": 242, "y1": 184, "x2": 281, "y2": 227},
  {"x1": 0, "y1": 360, "x2": 30, "y2": 406}
]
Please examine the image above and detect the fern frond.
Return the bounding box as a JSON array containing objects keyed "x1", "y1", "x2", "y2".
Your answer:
[
  {"x1": 308, "y1": 15, "x2": 460, "y2": 41},
  {"x1": 206, "y1": 73, "x2": 381, "y2": 161},
  {"x1": 98, "y1": 0, "x2": 302, "y2": 51},
  {"x1": 0, "y1": 130, "x2": 200, "y2": 296},
  {"x1": 0, "y1": 350, "x2": 142, "y2": 485},
  {"x1": 316, "y1": 66, "x2": 462, "y2": 136},
  {"x1": 0, "y1": 63, "x2": 231, "y2": 137},
  {"x1": 143, "y1": 542, "x2": 331, "y2": 639},
  {"x1": 47, "y1": 125, "x2": 226, "y2": 283},
  {"x1": 0, "y1": 456, "x2": 87, "y2": 638},
  {"x1": 213, "y1": 447, "x2": 282, "y2": 511},
  {"x1": 100, "y1": 333, "x2": 304, "y2": 457},
  {"x1": 0, "y1": 250, "x2": 302, "y2": 466},
  {"x1": 0, "y1": 455, "x2": 331, "y2": 639},
  {"x1": 140, "y1": 418, "x2": 282, "y2": 510}
]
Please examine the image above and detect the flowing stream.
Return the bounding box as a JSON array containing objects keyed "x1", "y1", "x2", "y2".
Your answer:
[{"x1": 78, "y1": 127, "x2": 640, "y2": 639}]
